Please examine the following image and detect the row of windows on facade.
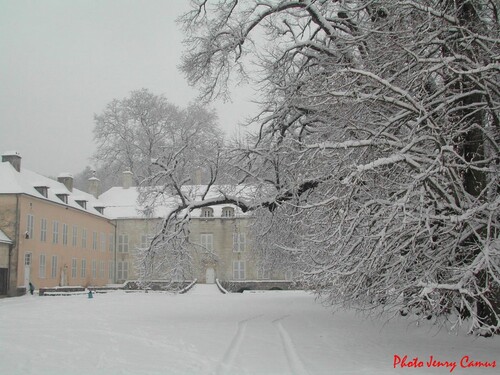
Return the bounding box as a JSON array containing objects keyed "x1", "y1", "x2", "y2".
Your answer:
[
  {"x1": 26, "y1": 214, "x2": 113, "y2": 251},
  {"x1": 116, "y1": 233, "x2": 247, "y2": 253},
  {"x1": 24, "y1": 252, "x2": 252, "y2": 281},
  {"x1": 200, "y1": 233, "x2": 246, "y2": 252},
  {"x1": 27, "y1": 215, "x2": 246, "y2": 253},
  {"x1": 24, "y1": 253, "x2": 121, "y2": 280},
  {"x1": 201, "y1": 207, "x2": 236, "y2": 218}
]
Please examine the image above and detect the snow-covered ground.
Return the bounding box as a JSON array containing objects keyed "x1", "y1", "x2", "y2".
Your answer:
[{"x1": 0, "y1": 285, "x2": 498, "y2": 375}]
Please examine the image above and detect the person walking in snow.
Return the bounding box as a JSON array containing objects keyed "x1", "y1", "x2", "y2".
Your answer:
[{"x1": 29, "y1": 282, "x2": 35, "y2": 295}]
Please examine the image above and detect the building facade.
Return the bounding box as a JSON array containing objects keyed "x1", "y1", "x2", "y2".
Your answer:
[
  {"x1": 98, "y1": 174, "x2": 271, "y2": 285},
  {"x1": 0, "y1": 152, "x2": 290, "y2": 296},
  {"x1": 0, "y1": 152, "x2": 114, "y2": 295}
]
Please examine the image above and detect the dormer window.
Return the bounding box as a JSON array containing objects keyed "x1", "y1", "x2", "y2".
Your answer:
[
  {"x1": 201, "y1": 207, "x2": 214, "y2": 218},
  {"x1": 94, "y1": 206, "x2": 105, "y2": 215},
  {"x1": 34, "y1": 186, "x2": 49, "y2": 198},
  {"x1": 75, "y1": 200, "x2": 87, "y2": 209},
  {"x1": 222, "y1": 207, "x2": 235, "y2": 218},
  {"x1": 56, "y1": 194, "x2": 69, "y2": 204}
]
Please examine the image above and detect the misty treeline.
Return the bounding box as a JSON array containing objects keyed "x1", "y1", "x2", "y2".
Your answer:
[{"x1": 87, "y1": 0, "x2": 499, "y2": 335}]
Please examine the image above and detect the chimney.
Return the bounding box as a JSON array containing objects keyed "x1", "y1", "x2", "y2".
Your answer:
[
  {"x1": 2, "y1": 151, "x2": 21, "y2": 172},
  {"x1": 57, "y1": 173, "x2": 74, "y2": 192},
  {"x1": 88, "y1": 175, "x2": 101, "y2": 198},
  {"x1": 122, "y1": 170, "x2": 133, "y2": 189}
]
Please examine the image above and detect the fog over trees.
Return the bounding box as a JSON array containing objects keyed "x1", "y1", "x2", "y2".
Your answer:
[
  {"x1": 74, "y1": 89, "x2": 223, "y2": 192},
  {"x1": 132, "y1": 0, "x2": 500, "y2": 336}
]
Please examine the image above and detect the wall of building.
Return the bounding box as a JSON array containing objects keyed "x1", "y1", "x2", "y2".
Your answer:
[
  {"x1": 113, "y1": 218, "x2": 162, "y2": 282},
  {"x1": 0, "y1": 243, "x2": 8, "y2": 268},
  {"x1": 8, "y1": 194, "x2": 114, "y2": 292},
  {"x1": 113, "y1": 214, "x2": 262, "y2": 284},
  {"x1": 189, "y1": 215, "x2": 258, "y2": 283},
  {"x1": 111, "y1": 210, "x2": 293, "y2": 285}
]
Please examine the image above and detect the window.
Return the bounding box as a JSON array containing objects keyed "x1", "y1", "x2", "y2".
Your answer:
[
  {"x1": 100, "y1": 233, "x2": 106, "y2": 252},
  {"x1": 75, "y1": 200, "x2": 87, "y2": 209},
  {"x1": 92, "y1": 260, "x2": 97, "y2": 278},
  {"x1": 233, "y1": 261, "x2": 245, "y2": 280},
  {"x1": 99, "y1": 261, "x2": 105, "y2": 278},
  {"x1": 140, "y1": 234, "x2": 154, "y2": 250},
  {"x1": 108, "y1": 261, "x2": 114, "y2": 281},
  {"x1": 71, "y1": 258, "x2": 77, "y2": 278},
  {"x1": 26, "y1": 214, "x2": 34, "y2": 239},
  {"x1": 92, "y1": 232, "x2": 98, "y2": 250},
  {"x1": 201, "y1": 207, "x2": 214, "y2": 218},
  {"x1": 62, "y1": 224, "x2": 68, "y2": 246},
  {"x1": 140, "y1": 234, "x2": 147, "y2": 249},
  {"x1": 40, "y1": 218, "x2": 47, "y2": 242},
  {"x1": 72, "y1": 226, "x2": 78, "y2": 247},
  {"x1": 117, "y1": 261, "x2": 129, "y2": 281},
  {"x1": 222, "y1": 207, "x2": 235, "y2": 218},
  {"x1": 200, "y1": 234, "x2": 213, "y2": 252},
  {"x1": 51, "y1": 255, "x2": 58, "y2": 279},
  {"x1": 39, "y1": 254, "x2": 46, "y2": 278},
  {"x1": 52, "y1": 221, "x2": 59, "y2": 244},
  {"x1": 35, "y1": 186, "x2": 48, "y2": 198},
  {"x1": 24, "y1": 252, "x2": 32, "y2": 266},
  {"x1": 233, "y1": 233, "x2": 246, "y2": 252},
  {"x1": 258, "y1": 268, "x2": 270, "y2": 280},
  {"x1": 56, "y1": 194, "x2": 68, "y2": 204},
  {"x1": 118, "y1": 234, "x2": 129, "y2": 253},
  {"x1": 109, "y1": 234, "x2": 114, "y2": 252},
  {"x1": 81, "y1": 259, "x2": 87, "y2": 278},
  {"x1": 82, "y1": 228, "x2": 87, "y2": 249}
]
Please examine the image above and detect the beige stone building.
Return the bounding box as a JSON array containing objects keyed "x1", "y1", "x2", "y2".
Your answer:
[
  {"x1": 98, "y1": 173, "x2": 264, "y2": 285},
  {"x1": 0, "y1": 152, "x2": 114, "y2": 295}
]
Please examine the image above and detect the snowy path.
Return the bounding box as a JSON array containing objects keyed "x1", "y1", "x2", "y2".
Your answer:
[
  {"x1": 188, "y1": 283, "x2": 222, "y2": 295},
  {"x1": 216, "y1": 314, "x2": 307, "y2": 375},
  {"x1": 0, "y1": 290, "x2": 498, "y2": 374}
]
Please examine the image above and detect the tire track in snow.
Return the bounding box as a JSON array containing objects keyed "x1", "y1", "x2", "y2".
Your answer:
[
  {"x1": 216, "y1": 315, "x2": 262, "y2": 375},
  {"x1": 273, "y1": 316, "x2": 309, "y2": 375}
]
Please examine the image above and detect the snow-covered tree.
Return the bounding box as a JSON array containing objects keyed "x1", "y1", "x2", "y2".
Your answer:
[
  {"x1": 93, "y1": 88, "x2": 223, "y2": 185},
  {"x1": 138, "y1": 1, "x2": 499, "y2": 335}
]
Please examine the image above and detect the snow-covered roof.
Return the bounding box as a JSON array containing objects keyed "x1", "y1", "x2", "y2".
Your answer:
[
  {"x1": 94, "y1": 187, "x2": 157, "y2": 219},
  {"x1": 98, "y1": 184, "x2": 255, "y2": 220},
  {"x1": 57, "y1": 172, "x2": 73, "y2": 179},
  {"x1": 0, "y1": 229, "x2": 12, "y2": 244},
  {"x1": 2, "y1": 151, "x2": 20, "y2": 157},
  {"x1": 0, "y1": 162, "x2": 107, "y2": 218}
]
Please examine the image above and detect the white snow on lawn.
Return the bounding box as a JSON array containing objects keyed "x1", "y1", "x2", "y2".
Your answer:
[{"x1": 0, "y1": 285, "x2": 498, "y2": 375}]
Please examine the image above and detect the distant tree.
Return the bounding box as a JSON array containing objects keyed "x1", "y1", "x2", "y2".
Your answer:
[
  {"x1": 92, "y1": 88, "x2": 223, "y2": 185},
  {"x1": 72, "y1": 166, "x2": 95, "y2": 192},
  {"x1": 93, "y1": 89, "x2": 224, "y2": 284},
  {"x1": 151, "y1": 0, "x2": 498, "y2": 336},
  {"x1": 72, "y1": 165, "x2": 119, "y2": 195}
]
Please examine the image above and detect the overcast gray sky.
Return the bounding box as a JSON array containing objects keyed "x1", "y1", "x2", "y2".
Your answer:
[{"x1": 0, "y1": 0, "x2": 256, "y2": 177}]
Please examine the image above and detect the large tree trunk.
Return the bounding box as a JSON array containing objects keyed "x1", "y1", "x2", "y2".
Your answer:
[{"x1": 451, "y1": 0, "x2": 499, "y2": 334}]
